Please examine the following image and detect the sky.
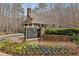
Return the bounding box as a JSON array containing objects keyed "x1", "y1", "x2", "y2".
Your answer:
[
  {"x1": 23, "y1": 3, "x2": 38, "y2": 9},
  {"x1": 23, "y1": 3, "x2": 38, "y2": 15},
  {"x1": 22, "y1": 3, "x2": 73, "y2": 16}
]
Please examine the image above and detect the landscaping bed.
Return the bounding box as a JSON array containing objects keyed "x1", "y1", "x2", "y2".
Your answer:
[
  {"x1": 43, "y1": 35, "x2": 72, "y2": 42},
  {"x1": 0, "y1": 28, "x2": 79, "y2": 56},
  {"x1": 45, "y1": 28, "x2": 79, "y2": 44},
  {"x1": 0, "y1": 39, "x2": 78, "y2": 56}
]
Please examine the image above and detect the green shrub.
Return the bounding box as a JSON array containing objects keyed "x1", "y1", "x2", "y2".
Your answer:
[
  {"x1": 45, "y1": 28, "x2": 79, "y2": 44},
  {"x1": 0, "y1": 39, "x2": 14, "y2": 48},
  {"x1": 71, "y1": 33, "x2": 79, "y2": 44},
  {"x1": 45, "y1": 28, "x2": 79, "y2": 35}
]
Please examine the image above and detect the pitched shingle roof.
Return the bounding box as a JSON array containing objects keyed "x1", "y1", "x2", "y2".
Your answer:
[{"x1": 25, "y1": 12, "x2": 59, "y2": 25}]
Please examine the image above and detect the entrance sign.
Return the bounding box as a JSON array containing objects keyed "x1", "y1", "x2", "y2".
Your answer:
[
  {"x1": 27, "y1": 28, "x2": 38, "y2": 39},
  {"x1": 25, "y1": 26, "x2": 39, "y2": 39}
]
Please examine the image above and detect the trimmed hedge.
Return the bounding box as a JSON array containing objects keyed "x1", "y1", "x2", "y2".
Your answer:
[
  {"x1": 45, "y1": 28, "x2": 79, "y2": 44},
  {"x1": 45, "y1": 28, "x2": 79, "y2": 35}
]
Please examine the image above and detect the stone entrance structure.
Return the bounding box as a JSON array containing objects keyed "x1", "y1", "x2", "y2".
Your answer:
[
  {"x1": 24, "y1": 26, "x2": 41, "y2": 39},
  {"x1": 23, "y1": 8, "x2": 46, "y2": 39}
]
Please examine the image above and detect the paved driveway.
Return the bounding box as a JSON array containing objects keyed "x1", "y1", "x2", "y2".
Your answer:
[
  {"x1": 0, "y1": 51, "x2": 11, "y2": 56},
  {"x1": 0, "y1": 33, "x2": 24, "y2": 43}
]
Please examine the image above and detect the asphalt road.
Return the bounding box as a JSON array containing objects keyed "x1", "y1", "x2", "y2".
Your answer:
[{"x1": 0, "y1": 33, "x2": 24, "y2": 41}]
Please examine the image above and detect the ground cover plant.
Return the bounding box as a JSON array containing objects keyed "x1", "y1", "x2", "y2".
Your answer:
[{"x1": 0, "y1": 39, "x2": 73, "y2": 56}]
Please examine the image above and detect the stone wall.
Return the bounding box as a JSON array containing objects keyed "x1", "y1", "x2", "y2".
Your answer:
[{"x1": 42, "y1": 35, "x2": 72, "y2": 42}]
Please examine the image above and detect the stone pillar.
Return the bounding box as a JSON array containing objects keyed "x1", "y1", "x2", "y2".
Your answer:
[
  {"x1": 32, "y1": 23, "x2": 34, "y2": 27},
  {"x1": 23, "y1": 26, "x2": 27, "y2": 41}
]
